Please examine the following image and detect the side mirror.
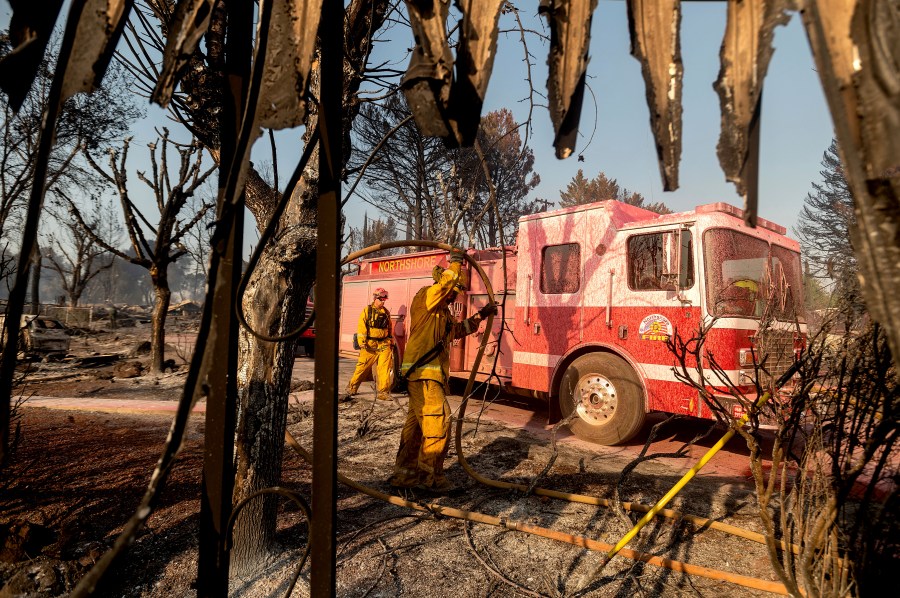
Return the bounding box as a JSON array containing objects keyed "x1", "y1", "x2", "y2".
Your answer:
[
  {"x1": 661, "y1": 229, "x2": 691, "y2": 292},
  {"x1": 662, "y1": 230, "x2": 681, "y2": 282},
  {"x1": 678, "y1": 228, "x2": 692, "y2": 289}
]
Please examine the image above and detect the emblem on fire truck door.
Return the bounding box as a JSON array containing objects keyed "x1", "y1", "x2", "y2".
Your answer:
[{"x1": 638, "y1": 314, "x2": 673, "y2": 342}]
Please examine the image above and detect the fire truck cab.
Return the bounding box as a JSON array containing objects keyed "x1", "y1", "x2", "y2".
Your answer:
[{"x1": 340, "y1": 201, "x2": 805, "y2": 446}]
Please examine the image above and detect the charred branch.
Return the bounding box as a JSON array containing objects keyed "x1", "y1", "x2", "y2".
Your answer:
[
  {"x1": 0, "y1": 0, "x2": 65, "y2": 111},
  {"x1": 800, "y1": 0, "x2": 900, "y2": 365},
  {"x1": 714, "y1": 0, "x2": 791, "y2": 224},
  {"x1": 451, "y1": 0, "x2": 505, "y2": 146},
  {"x1": 626, "y1": 0, "x2": 683, "y2": 191},
  {"x1": 401, "y1": 0, "x2": 455, "y2": 140},
  {"x1": 540, "y1": 0, "x2": 597, "y2": 159}
]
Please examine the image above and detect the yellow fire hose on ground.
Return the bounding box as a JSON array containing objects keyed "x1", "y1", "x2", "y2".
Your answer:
[
  {"x1": 331, "y1": 241, "x2": 793, "y2": 594},
  {"x1": 285, "y1": 431, "x2": 789, "y2": 595},
  {"x1": 606, "y1": 359, "x2": 802, "y2": 561}
]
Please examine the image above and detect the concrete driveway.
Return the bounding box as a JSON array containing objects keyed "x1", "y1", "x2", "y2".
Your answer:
[{"x1": 290, "y1": 353, "x2": 766, "y2": 484}]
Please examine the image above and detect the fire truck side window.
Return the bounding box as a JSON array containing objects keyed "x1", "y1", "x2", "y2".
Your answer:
[
  {"x1": 540, "y1": 243, "x2": 581, "y2": 294},
  {"x1": 627, "y1": 232, "x2": 694, "y2": 291}
]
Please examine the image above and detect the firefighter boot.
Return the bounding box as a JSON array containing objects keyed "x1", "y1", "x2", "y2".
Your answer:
[
  {"x1": 415, "y1": 477, "x2": 463, "y2": 497},
  {"x1": 341, "y1": 384, "x2": 359, "y2": 402}
]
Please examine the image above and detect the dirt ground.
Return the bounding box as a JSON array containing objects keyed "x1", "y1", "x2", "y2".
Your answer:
[{"x1": 1, "y1": 329, "x2": 786, "y2": 597}]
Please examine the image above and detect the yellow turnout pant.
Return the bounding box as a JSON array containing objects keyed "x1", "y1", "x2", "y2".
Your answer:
[
  {"x1": 390, "y1": 379, "x2": 451, "y2": 488},
  {"x1": 347, "y1": 340, "x2": 394, "y2": 400}
]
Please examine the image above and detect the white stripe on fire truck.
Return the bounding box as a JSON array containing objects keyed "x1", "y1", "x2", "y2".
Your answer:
[
  {"x1": 640, "y1": 363, "x2": 742, "y2": 385},
  {"x1": 707, "y1": 318, "x2": 807, "y2": 333},
  {"x1": 513, "y1": 352, "x2": 562, "y2": 368},
  {"x1": 511, "y1": 355, "x2": 741, "y2": 386}
]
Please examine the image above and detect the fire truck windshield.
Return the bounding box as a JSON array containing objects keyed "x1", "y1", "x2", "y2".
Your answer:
[{"x1": 703, "y1": 229, "x2": 805, "y2": 322}]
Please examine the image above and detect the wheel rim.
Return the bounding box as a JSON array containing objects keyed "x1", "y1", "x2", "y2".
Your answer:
[{"x1": 574, "y1": 373, "x2": 617, "y2": 426}]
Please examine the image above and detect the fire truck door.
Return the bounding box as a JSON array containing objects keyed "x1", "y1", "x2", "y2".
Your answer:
[{"x1": 513, "y1": 212, "x2": 586, "y2": 393}]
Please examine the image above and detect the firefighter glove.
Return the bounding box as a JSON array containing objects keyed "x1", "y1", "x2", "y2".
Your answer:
[
  {"x1": 449, "y1": 250, "x2": 465, "y2": 264},
  {"x1": 477, "y1": 303, "x2": 498, "y2": 319}
]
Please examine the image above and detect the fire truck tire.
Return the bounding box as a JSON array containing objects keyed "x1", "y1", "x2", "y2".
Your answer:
[{"x1": 559, "y1": 352, "x2": 646, "y2": 445}]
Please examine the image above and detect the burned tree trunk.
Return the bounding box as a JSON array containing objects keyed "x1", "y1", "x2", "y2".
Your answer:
[
  {"x1": 227, "y1": 0, "x2": 390, "y2": 575},
  {"x1": 228, "y1": 167, "x2": 318, "y2": 575},
  {"x1": 149, "y1": 266, "x2": 171, "y2": 373},
  {"x1": 30, "y1": 245, "x2": 41, "y2": 313},
  {"x1": 132, "y1": 0, "x2": 390, "y2": 573}
]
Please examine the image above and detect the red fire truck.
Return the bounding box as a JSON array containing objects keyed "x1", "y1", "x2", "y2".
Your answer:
[
  {"x1": 340, "y1": 200, "x2": 805, "y2": 445},
  {"x1": 296, "y1": 299, "x2": 316, "y2": 357}
]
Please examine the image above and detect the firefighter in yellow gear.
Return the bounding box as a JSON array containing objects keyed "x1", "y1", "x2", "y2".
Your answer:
[
  {"x1": 346, "y1": 288, "x2": 395, "y2": 401},
  {"x1": 389, "y1": 253, "x2": 498, "y2": 494}
]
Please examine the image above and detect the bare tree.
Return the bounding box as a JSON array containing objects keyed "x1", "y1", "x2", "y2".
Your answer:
[
  {"x1": 44, "y1": 197, "x2": 120, "y2": 307},
  {"x1": 350, "y1": 93, "x2": 453, "y2": 242},
  {"x1": 0, "y1": 35, "x2": 139, "y2": 313},
  {"x1": 348, "y1": 213, "x2": 399, "y2": 259},
  {"x1": 669, "y1": 301, "x2": 897, "y2": 597},
  {"x1": 60, "y1": 130, "x2": 214, "y2": 372},
  {"x1": 352, "y1": 101, "x2": 544, "y2": 247},
  {"x1": 431, "y1": 161, "x2": 485, "y2": 245}
]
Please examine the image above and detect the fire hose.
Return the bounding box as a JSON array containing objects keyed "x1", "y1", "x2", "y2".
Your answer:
[
  {"x1": 317, "y1": 241, "x2": 794, "y2": 594},
  {"x1": 605, "y1": 361, "x2": 803, "y2": 561},
  {"x1": 285, "y1": 430, "x2": 789, "y2": 595}
]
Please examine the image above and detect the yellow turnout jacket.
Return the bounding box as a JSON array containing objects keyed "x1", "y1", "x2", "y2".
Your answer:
[{"x1": 400, "y1": 262, "x2": 481, "y2": 387}]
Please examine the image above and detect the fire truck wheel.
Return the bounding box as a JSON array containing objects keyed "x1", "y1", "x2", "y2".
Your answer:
[{"x1": 559, "y1": 353, "x2": 646, "y2": 445}]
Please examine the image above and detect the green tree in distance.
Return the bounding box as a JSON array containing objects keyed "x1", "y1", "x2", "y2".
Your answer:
[
  {"x1": 795, "y1": 139, "x2": 861, "y2": 311},
  {"x1": 554, "y1": 169, "x2": 671, "y2": 214}
]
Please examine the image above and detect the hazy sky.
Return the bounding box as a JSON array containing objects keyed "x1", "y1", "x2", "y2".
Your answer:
[{"x1": 2, "y1": 1, "x2": 835, "y2": 248}]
